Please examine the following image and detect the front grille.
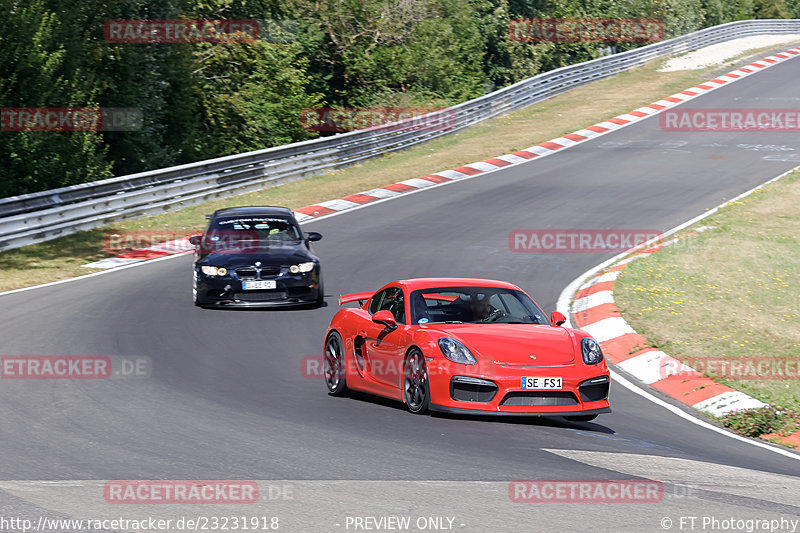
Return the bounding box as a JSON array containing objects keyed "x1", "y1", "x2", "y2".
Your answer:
[
  {"x1": 579, "y1": 377, "x2": 610, "y2": 403},
  {"x1": 451, "y1": 377, "x2": 497, "y2": 403},
  {"x1": 259, "y1": 266, "x2": 281, "y2": 277},
  {"x1": 499, "y1": 391, "x2": 578, "y2": 406},
  {"x1": 233, "y1": 291, "x2": 287, "y2": 302},
  {"x1": 235, "y1": 266, "x2": 282, "y2": 280},
  {"x1": 236, "y1": 267, "x2": 257, "y2": 280}
]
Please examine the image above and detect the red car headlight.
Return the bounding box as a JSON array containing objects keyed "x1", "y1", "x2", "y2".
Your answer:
[
  {"x1": 438, "y1": 337, "x2": 478, "y2": 365},
  {"x1": 581, "y1": 337, "x2": 603, "y2": 365}
]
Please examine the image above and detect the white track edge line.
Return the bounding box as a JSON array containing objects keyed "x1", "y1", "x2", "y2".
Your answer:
[
  {"x1": 556, "y1": 164, "x2": 800, "y2": 461},
  {"x1": 609, "y1": 369, "x2": 800, "y2": 460}
]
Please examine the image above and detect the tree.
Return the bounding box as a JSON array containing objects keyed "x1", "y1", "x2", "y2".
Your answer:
[
  {"x1": 0, "y1": 0, "x2": 111, "y2": 196},
  {"x1": 753, "y1": 0, "x2": 789, "y2": 18},
  {"x1": 190, "y1": 39, "x2": 322, "y2": 158}
]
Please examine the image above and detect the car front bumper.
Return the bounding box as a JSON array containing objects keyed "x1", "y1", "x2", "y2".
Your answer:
[
  {"x1": 195, "y1": 270, "x2": 322, "y2": 308},
  {"x1": 426, "y1": 358, "x2": 610, "y2": 415}
]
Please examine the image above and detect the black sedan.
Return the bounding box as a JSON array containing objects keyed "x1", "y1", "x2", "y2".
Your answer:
[{"x1": 190, "y1": 206, "x2": 323, "y2": 308}]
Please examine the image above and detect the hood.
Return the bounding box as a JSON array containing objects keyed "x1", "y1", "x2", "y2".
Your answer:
[
  {"x1": 426, "y1": 323, "x2": 575, "y2": 365},
  {"x1": 198, "y1": 242, "x2": 313, "y2": 267}
]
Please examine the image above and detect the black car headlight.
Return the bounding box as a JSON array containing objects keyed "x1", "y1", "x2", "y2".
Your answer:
[
  {"x1": 438, "y1": 337, "x2": 478, "y2": 365},
  {"x1": 200, "y1": 266, "x2": 227, "y2": 276},
  {"x1": 289, "y1": 262, "x2": 315, "y2": 274},
  {"x1": 581, "y1": 337, "x2": 603, "y2": 365}
]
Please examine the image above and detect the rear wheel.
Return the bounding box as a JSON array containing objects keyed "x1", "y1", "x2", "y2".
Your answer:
[
  {"x1": 403, "y1": 349, "x2": 429, "y2": 414},
  {"x1": 324, "y1": 331, "x2": 347, "y2": 396},
  {"x1": 564, "y1": 414, "x2": 598, "y2": 422}
]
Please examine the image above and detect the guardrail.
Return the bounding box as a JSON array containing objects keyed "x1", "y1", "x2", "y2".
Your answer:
[{"x1": 2, "y1": 19, "x2": 799, "y2": 251}]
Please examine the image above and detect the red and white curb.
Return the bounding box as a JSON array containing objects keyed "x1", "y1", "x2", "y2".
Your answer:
[
  {"x1": 83, "y1": 46, "x2": 800, "y2": 270},
  {"x1": 569, "y1": 229, "x2": 800, "y2": 447},
  {"x1": 571, "y1": 234, "x2": 768, "y2": 418},
  {"x1": 83, "y1": 238, "x2": 193, "y2": 269}
]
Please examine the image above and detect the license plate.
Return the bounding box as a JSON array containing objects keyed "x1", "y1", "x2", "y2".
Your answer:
[
  {"x1": 521, "y1": 377, "x2": 562, "y2": 389},
  {"x1": 242, "y1": 280, "x2": 277, "y2": 290}
]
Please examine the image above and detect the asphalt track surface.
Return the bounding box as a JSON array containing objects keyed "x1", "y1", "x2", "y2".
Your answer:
[{"x1": 2, "y1": 48, "x2": 800, "y2": 531}]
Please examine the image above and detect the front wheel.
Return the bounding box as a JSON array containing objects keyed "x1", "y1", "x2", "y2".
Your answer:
[
  {"x1": 192, "y1": 276, "x2": 202, "y2": 307},
  {"x1": 564, "y1": 414, "x2": 598, "y2": 422},
  {"x1": 324, "y1": 331, "x2": 348, "y2": 396},
  {"x1": 403, "y1": 349, "x2": 429, "y2": 414},
  {"x1": 315, "y1": 276, "x2": 324, "y2": 307}
]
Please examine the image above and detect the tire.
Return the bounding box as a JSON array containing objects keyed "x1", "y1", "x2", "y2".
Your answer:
[
  {"x1": 403, "y1": 348, "x2": 429, "y2": 414},
  {"x1": 564, "y1": 414, "x2": 598, "y2": 422},
  {"x1": 315, "y1": 276, "x2": 324, "y2": 308},
  {"x1": 192, "y1": 276, "x2": 202, "y2": 307},
  {"x1": 324, "y1": 331, "x2": 348, "y2": 396}
]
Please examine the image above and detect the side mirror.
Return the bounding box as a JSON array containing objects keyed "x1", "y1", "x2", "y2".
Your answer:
[
  {"x1": 372, "y1": 310, "x2": 397, "y2": 330},
  {"x1": 189, "y1": 235, "x2": 201, "y2": 246},
  {"x1": 550, "y1": 311, "x2": 567, "y2": 327},
  {"x1": 305, "y1": 232, "x2": 322, "y2": 242}
]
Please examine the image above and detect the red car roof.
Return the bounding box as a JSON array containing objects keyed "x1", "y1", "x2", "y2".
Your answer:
[{"x1": 393, "y1": 278, "x2": 522, "y2": 292}]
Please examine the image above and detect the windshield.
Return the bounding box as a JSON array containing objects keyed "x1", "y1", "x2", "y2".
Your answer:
[
  {"x1": 409, "y1": 286, "x2": 549, "y2": 325},
  {"x1": 207, "y1": 216, "x2": 302, "y2": 244}
]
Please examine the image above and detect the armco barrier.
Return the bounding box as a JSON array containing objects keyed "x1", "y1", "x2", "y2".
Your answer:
[{"x1": 2, "y1": 20, "x2": 799, "y2": 251}]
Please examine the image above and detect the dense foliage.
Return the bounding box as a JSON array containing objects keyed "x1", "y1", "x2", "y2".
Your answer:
[{"x1": 2, "y1": 0, "x2": 797, "y2": 196}]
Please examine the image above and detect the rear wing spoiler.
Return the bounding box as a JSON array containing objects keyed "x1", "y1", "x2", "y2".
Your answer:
[{"x1": 338, "y1": 292, "x2": 373, "y2": 306}]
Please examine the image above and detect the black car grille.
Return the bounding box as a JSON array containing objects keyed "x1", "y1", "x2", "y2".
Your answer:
[
  {"x1": 235, "y1": 266, "x2": 282, "y2": 280},
  {"x1": 499, "y1": 391, "x2": 578, "y2": 406},
  {"x1": 451, "y1": 377, "x2": 498, "y2": 402},
  {"x1": 236, "y1": 267, "x2": 257, "y2": 279},
  {"x1": 233, "y1": 291, "x2": 287, "y2": 302},
  {"x1": 578, "y1": 376, "x2": 610, "y2": 403},
  {"x1": 259, "y1": 266, "x2": 281, "y2": 277}
]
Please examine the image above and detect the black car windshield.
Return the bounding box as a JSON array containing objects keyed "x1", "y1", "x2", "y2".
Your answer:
[
  {"x1": 409, "y1": 286, "x2": 549, "y2": 325},
  {"x1": 207, "y1": 217, "x2": 302, "y2": 243}
]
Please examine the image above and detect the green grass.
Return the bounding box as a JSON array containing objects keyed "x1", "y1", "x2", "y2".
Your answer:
[
  {"x1": 1, "y1": 42, "x2": 797, "y2": 293},
  {"x1": 615, "y1": 169, "x2": 800, "y2": 438}
]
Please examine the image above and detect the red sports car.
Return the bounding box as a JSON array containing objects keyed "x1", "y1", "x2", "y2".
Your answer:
[{"x1": 323, "y1": 278, "x2": 610, "y2": 421}]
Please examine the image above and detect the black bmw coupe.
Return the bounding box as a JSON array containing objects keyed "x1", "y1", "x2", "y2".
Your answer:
[{"x1": 191, "y1": 206, "x2": 323, "y2": 308}]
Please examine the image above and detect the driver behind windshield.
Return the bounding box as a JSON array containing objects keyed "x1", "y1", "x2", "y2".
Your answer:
[
  {"x1": 209, "y1": 218, "x2": 301, "y2": 244},
  {"x1": 260, "y1": 221, "x2": 297, "y2": 241},
  {"x1": 467, "y1": 295, "x2": 504, "y2": 322}
]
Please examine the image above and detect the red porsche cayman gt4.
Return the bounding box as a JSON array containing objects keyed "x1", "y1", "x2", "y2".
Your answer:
[{"x1": 323, "y1": 278, "x2": 610, "y2": 421}]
